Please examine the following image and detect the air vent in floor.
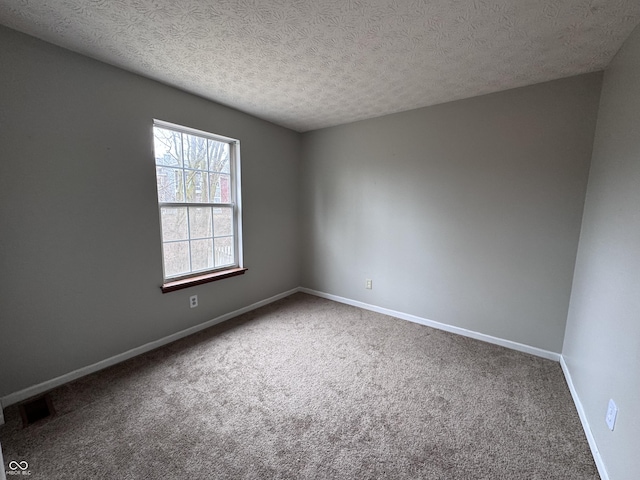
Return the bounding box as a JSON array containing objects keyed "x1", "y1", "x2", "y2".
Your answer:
[{"x1": 19, "y1": 394, "x2": 55, "y2": 427}]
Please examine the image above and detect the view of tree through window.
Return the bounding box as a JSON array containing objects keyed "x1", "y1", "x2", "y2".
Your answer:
[{"x1": 153, "y1": 121, "x2": 240, "y2": 280}]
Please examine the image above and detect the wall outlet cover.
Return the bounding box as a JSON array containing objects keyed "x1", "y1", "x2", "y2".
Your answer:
[
  {"x1": 189, "y1": 295, "x2": 198, "y2": 308},
  {"x1": 605, "y1": 398, "x2": 618, "y2": 431}
]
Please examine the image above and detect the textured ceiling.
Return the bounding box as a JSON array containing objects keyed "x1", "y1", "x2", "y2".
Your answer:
[{"x1": 1, "y1": 1, "x2": 639, "y2": 132}]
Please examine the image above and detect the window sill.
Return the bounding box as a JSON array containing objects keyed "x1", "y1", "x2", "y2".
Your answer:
[{"x1": 161, "y1": 267, "x2": 248, "y2": 293}]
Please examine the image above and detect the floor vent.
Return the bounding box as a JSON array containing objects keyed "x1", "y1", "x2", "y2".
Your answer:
[{"x1": 19, "y1": 394, "x2": 55, "y2": 427}]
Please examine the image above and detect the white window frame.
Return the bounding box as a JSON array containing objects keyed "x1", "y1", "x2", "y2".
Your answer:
[{"x1": 152, "y1": 119, "x2": 245, "y2": 292}]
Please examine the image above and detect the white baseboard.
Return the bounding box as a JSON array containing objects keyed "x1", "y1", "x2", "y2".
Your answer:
[
  {"x1": 299, "y1": 288, "x2": 561, "y2": 362},
  {"x1": 0, "y1": 288, "x2": 300, "y2": 410},
  {"x1": 560, "y1": 356, "x2": 609, "y2": 480}
]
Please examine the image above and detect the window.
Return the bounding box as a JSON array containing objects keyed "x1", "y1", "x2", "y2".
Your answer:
[{"x1": 152, "y1": 120, "x2": 246, "y2": 292}]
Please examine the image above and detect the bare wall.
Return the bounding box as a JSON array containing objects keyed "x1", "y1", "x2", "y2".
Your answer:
[
  {"x1": 0, "y1": 26, "x2": 300, "y2": 398},
  {"x1": 300, "y1": 73, "x2": 602, "y2": 353},
  {"x1": 563, "y1": 24, "x2": 640, "y2": 480}
]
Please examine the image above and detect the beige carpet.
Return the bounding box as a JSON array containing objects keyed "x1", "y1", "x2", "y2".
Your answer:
[{"x1": 0, "y1": 293, "x2": 598, "y2": 479}]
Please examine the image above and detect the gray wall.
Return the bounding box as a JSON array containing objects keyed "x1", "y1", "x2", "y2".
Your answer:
[
  {"x1": 0, "y1": 26, "x2": 300, "y2": 398},
  {"x1": 301, "y1": 74, "x2": 602, "y2": 353},
  {"x1": 563, "y1": 24, "x2": 640, "y2": 480}
]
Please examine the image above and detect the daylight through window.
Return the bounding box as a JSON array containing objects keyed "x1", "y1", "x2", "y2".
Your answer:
[{"x1": 153, "y1": 120, "x2": 243, "y2": 289}]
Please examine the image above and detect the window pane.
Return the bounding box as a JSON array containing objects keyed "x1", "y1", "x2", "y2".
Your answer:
[
  {"x1": 209, "y1": 173, "x2": 231, "y2": 203},
  {"x1": 213, "y1": 207, "x2": 233, "y2": 237},
  {"x1": 189, "y1": 207, "x2": 212, "y2": 239},
  {"x1": 191, "y1": 238, "x2": 214, "y2": 271},
  {"x1": 183, "y1": 133, "x2": 208, "y2": 170},
  {"x1": 208, "y1": 140, "x2": 230, "y2": 173},
  {"x1": 163, "y1": 241, "x2": 189, "y2": 277},
  {"x1": 214, "y1": 236, "x2": 234, "y2": 267},
  {"x1": 156, "y1": 167, "x2": 184, "y2": 203},
  {"x1": 161, "y1": 207, "x2": 188, "y2": 241},
  {"x1": 185, "y1": 170, "x2": 209, "y2": 203},
  {"x1": 219, "y1": 174, "x2": 231, "y2": 203},
  {"x1": 154, "y1": 127, "x2": 182, "y2": 167}
]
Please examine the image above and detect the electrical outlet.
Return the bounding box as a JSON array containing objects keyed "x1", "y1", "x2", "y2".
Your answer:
[
  {"x1": 605, "y1": 398, "x2": 618, "y2": 431},
  {"x1": 189, "y1": 295, "x2": 198, "y2": 309},
  {"x1": 365, "y1": 279, "x2": 372, "y2": 290}
]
